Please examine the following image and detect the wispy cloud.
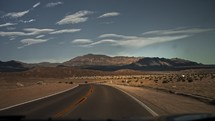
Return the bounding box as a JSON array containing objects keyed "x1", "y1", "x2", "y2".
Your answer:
[
  {"x1": 99, "y1": 34, "x2": 137, "y2": 39},
  {"x1": 7, "y1": 27, "x2": 16, "y2": 30},
  {"x1": 77, "y1": 28, "x2": 214, "y2": 48},
  {"x1": 18, "y1": 38, "x2": 49, "y2": 49},
  {"x1": 100, "y1": 21, "x2": 114, "y2": 25},
  {"x1": 87, "y1": 39, "x2": 116, "y2": 46},
  {"x1": 36, "y1": 35, "x2": 45, "y2": 38},
  {"x1": 20, "y1": 19, "x2": 35, "y2": 23},
  {"x1": 46, "y1": 1, "x2": 63, "y2": 7},
  {"x1": 114, "y1": 35, "x2": 189, "y2": 48},
  {"x1": 0, "y1": 22, "x2": 17, "y2": 27},
  {"x1": 23, "y1": 28, "x2": 55, "y2": 35},
  {"x1": 50, "y1": 29, "x2": 81, "y2": 34},
  {"x1": 9, "y1": 37, "x2": 16, "y2": 40},
  {"x1": 142, "y1": 28, "x2": 214, "y2": 36},
  {"x1": 0, "y1": 31, "x2": 27, "y2": 36},
  {"x1": 33, "y1": 2, "x2": 40, "y2": 8},
  {"x1": 0, "y1": 28, "x2": 54, "y2": 37},
  {"x1": 3, "y1": 2, "x2": 40, "y2": 19},
  {"x1": 3, "y1": 10, "x2": 29, "y2": 18},
  {"x1": 98, "y1": 12, "x2": 120, "y2": 18},
  {"x1": 56, "y1": 10, "x2": 93, "y2": 25},
  {"x1": 0, "y1": 28, "x2": 81, "y2": 37},
  {"x1": 72, "y1": 39, "x2": 93, "y2": 44}
]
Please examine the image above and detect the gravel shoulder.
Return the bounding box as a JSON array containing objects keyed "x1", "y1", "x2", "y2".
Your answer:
[
  {"x1": 0, "y1": 83, "x2": 76, "y2": 109},
  {"x1": 109, "y1": 84, "x2": 215, "y2": 115}
]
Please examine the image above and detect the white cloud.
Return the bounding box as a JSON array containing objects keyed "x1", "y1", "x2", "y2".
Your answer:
[
  {"x1": 18, "y1": 38, "x2": 49, "y2": 49},
  {"x1": 0, "y1": 22, "x2": 17, "y2": 27},
  {"x1": 0, "y1": 31, "x2": 27, "y2": 36},
  {"x1": 80, "y1": 28, "x2": 214, "y2": 48},
  {"x1": 72, "y1": 39, "x2": 93, "y2": 44},
  {"x1": 50, "y1": 29, "x2": 81, "y2": 34},
  {"x1": 88, "y1": 39, "x2": 116, "y2": 46},
  {"x1": 20, "y1": 38, "x2": 48, "y2": 45},
  {"x1": 100, "y1": 21, "x2": 114, "y2": 24},
  {"x1": 0, "y1": 28, "x2": 54, "y2": 37},
  {"x1": 0, "y1": 28, "x2": 81, "y2": 37},
  {"x1": 2, "y1": 2, "x2": 42, "y2": 19},
  {"x1": 56, "y1": 10, "x2": 93, "y2": 25},
  {"x1": 20, "y1": 19, "x2": 35, "y2": 23},
  {"x1": 23, "y1": 28, "x2": 55, "y2": 35},
  {"x1": 46, "y1": 2, "x2": 63, "y2": 7},
  {"x1": 113, "y1": 35, "x2": 190, "y2": 48},
  {"x1": 3, "y1": 10, "x2": 29, "y2": 18},
  {"x1": 36, "y1": 35, "x2": 45, "y2": 38},
  {"x1": 88, "y1": 35, "x2": 189, "y2": 48},
  {"x1": 99, "y1": 34, "x2": 137, "y2": 39},
  {"x1": 9, "y1": 37, "x2": 16, "y2": 40},
  {"x1": 143, "y1": 28, "x2": 214, "y2": 36},
  {"x1": 33, "y1": 2, "x2": 40, "y2": 8},
  {"x1": 3, "y1": 2, "x2": 40, "y2": 19},
  {"x1": 98, "y1": 12, "x2": 120, "y2": 18}
]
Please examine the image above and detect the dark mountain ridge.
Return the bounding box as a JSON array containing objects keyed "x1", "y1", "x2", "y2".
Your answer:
[
  {"x1": 63, "y1": 54, "x2": 141, "y2": 67},
  {"x1": 0, "y1": 54, "x2": 214, "y2": 72},
  {"x1": 0, "y1": 60, "x2": 28, "y2": 72}
]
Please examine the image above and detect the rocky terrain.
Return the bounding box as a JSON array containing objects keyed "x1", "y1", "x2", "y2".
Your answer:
[
  {"x1": 1, "y1": 54, "x2": 215, "y2": 105},
  {"x1": 1, "y1": 54, "x2": 214, "y2": 72}
]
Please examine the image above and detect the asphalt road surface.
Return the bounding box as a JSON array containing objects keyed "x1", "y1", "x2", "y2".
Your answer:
[{"x1": 0, "y1": 84, "x2": 152, "y2": 120}]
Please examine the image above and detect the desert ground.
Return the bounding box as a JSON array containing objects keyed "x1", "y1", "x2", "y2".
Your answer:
[{"x1": 0, "y1": 69, "x2": 215, "y2": 114}]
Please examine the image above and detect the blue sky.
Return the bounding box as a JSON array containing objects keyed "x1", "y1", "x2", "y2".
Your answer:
[{"x1": 0, "y1": 0, "x2": 215, "y2": 64}]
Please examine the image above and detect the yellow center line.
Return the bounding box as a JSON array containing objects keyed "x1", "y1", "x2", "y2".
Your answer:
[{"x1": 53, "y1": 85, "x2": 94, "y2": 118}]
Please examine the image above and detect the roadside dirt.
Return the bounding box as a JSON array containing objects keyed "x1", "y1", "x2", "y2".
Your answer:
[
  {"x1": 0, "y1": 83, "x2": 76, "y2": 109},
  {"x1": 110, "y1": 84, "x2": 215, "y2": 115}
]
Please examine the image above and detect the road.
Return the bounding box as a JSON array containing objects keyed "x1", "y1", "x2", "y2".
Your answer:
[{"x1": 0, "y1": 84, "x2": 152, "y2": 120}]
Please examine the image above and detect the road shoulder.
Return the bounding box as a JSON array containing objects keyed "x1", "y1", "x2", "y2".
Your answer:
[
  {"x1": 0, "y1": 83, "x2": 78, "y2": 109},
  {"x1": 108, "y1": 84, "x2": 215, "y2": 115}
]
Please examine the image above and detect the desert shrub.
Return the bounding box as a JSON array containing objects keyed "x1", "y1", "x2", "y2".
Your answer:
[
  {"x1": 158, "y1": 77, "x2": 162, "y2": 80},
  {"x1": 69, "y1": 81, "x2": 73, "y2": 84},
  {"x1": 140, "y1": 81, "x2": 143, "y2": 84},
  {"x1": 176, "y1": 78, "x2": 181, "y2": 82},
  {"x1": 182, "y1": 79, "x2": 186, "y2": 82},
  {"x1": 162, "y1": 80, "x2": 168, "y2": 84},
  {"x1": 154, "y1": 80, "x2": 158, "y2": 83},
  {"x1": 211, "y1": 73, "x2": 215, "y2": 79},
  {"x1": 135, "y1": 79, "x2": 139, "y2": 82},
  {"x1": 187, "y1": 77, "x2": 193, "y2": 83},
  {"x1": 122, "y1": 80, "x2": 125, "y2": 83},
  {"x1": 58, "y1": 81, "x2": 62, "y2": 83},
  {"x1": 85, "y1": 81, "x2": 88, "y2": 83}
]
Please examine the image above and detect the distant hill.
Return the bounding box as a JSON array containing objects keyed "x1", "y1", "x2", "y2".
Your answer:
[
  {"x1": 121, "y1": 57, "x2": 206, "y2": 71},
  {"x1": 0, "y1": 54, "x2": 214, "y2": 72},
  {"x1": 63, "y1": 54, "x2": 140, "y2": 67},
  {"x1": 82, "y1": 55, "x2": 213, "y2": 71},
  {"x1": 0, "y1": 60, "x2": 28, "y2": 72}
]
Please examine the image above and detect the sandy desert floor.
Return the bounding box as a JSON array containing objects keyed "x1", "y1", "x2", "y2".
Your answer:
[{"x1": 0, "y1": 81, "x2": 76, "y2": 109}]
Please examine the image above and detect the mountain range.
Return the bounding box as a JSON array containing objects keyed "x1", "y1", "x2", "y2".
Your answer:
[{"x1": 0, "y1": 54, "x2": 214, "y2": 72}]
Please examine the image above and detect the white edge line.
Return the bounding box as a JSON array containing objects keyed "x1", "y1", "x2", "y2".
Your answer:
[
  {"x1": 0, "y1": 84, "x2": 79, "y2": 111},
  {"x1": 110, "y1": 84, "x2": 159, "y2": 117}
]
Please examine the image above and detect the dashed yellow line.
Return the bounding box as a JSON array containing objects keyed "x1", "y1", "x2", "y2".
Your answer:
[{"x1": 53, "y1": 85, "x2": 94, "y2": 118}]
